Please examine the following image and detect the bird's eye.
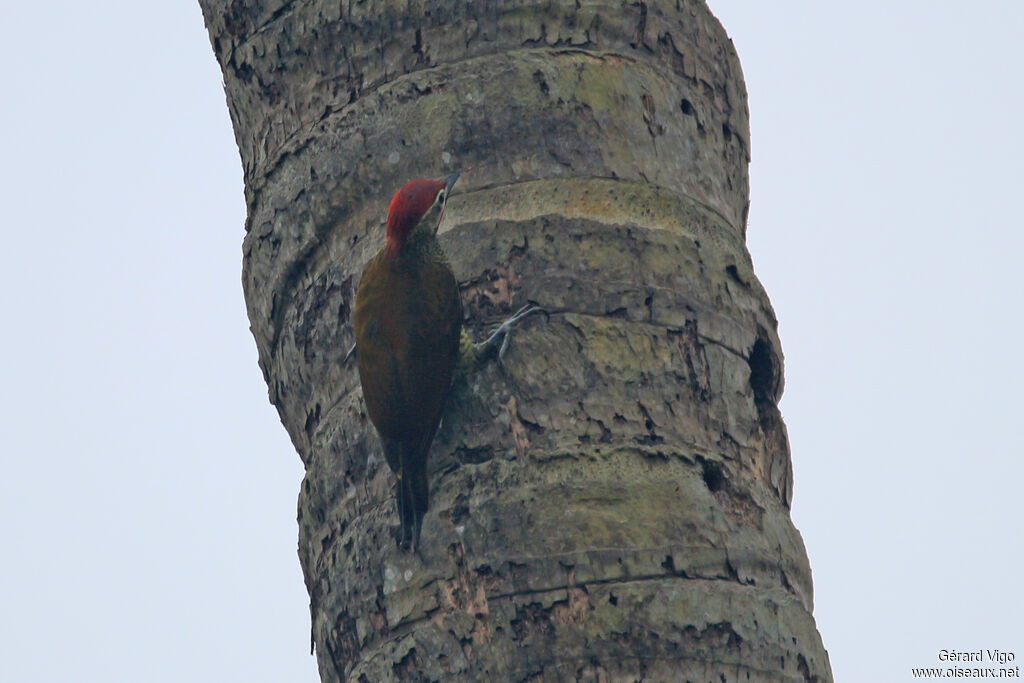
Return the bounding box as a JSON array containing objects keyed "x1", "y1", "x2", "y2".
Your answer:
[{"x1": 437, "y1": 190, "x2": 446, "y2": 203}]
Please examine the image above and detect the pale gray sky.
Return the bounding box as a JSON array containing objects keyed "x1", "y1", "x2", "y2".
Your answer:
[{"x1": 1, "y1": 2, "x2": 1020, "y2": 682}]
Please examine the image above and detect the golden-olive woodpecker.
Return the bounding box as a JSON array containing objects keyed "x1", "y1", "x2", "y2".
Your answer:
[
  {"x1": 354, "y1": 174, "x2": 541, "y2": 551},
  {"x1": 353, "y1": 173, "x2": 463, "y2": 552}
]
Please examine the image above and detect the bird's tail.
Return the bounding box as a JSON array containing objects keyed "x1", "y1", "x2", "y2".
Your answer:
[{"x1": 383, "y1": 437, "x2": 430, "y2": 552}]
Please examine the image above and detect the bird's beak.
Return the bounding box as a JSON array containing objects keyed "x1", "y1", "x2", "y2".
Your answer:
[{"x1": 443, "y1": 172, "x2": 461, "y2": 195}]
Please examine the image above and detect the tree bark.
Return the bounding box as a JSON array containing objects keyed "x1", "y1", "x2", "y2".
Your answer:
[{"x1": 199, "y1": 1, "x2": 833, "y2": 680}]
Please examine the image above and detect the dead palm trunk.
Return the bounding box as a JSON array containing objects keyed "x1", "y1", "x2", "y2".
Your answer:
[{"x1": 200, "y1": 1, "x2": 833, "y2": 680}]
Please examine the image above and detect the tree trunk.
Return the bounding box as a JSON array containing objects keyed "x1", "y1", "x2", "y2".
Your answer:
[{"x1": 199, "y1": 1, "x2": 833, "y2": 680}]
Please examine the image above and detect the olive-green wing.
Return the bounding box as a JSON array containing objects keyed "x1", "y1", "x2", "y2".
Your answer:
[{"x1": 353, "y1": 251, "x2": 462, "y2": 443}]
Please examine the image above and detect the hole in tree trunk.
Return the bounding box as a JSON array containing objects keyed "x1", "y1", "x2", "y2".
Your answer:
[
  {"x1": 700, "y1": 458, "x2": 724, "y2": 492},
  {"x1": 748, "y1": 337, "x2": 774, "y2": 405}
]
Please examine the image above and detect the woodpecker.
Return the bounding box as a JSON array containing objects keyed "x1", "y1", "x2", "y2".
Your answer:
[{"x1": 353, "y1": 173, "x2": 539, "y2": 552}]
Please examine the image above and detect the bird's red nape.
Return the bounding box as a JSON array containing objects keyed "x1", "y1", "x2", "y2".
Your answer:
[{"x1": 386, "y1": 178, "x2": 446, "y2": 253}]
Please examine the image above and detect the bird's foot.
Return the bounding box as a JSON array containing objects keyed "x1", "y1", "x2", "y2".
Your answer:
[{"x1": 474, "y1": 304, "x2": 546, "y2": 363}]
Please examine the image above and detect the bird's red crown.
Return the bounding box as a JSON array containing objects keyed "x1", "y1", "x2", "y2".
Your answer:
[{"x1": 386, "y1": 178, "x2": 445, "y2": 253}]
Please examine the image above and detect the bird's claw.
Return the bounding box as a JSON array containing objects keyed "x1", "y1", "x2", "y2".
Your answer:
[{"x1": 483, "y1": 304, "x2": 546, "y2": 362}]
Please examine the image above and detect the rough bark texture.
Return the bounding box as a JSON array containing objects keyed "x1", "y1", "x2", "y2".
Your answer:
[{"x1": 199, "y1": 1, "x2": 833, "y2": 680}]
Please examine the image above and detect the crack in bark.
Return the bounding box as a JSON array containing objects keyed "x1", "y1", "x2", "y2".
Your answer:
[
  {"x1": 242, "y1": 45, "x2": 727, "y2": 206},
  {"x1": 256, "y1": 181, "x2": 745, "y2": 378},
  {"x1": 505, "y1": 656, "x2": 808, "y2": 683},
  {"x1": 224, "y1": 0, "x2": 302, "y2": 54},
  {"x1": 353, "y1": 571, "x2": 771, "y2": 675},
  {"x1": 304, "y1": 308, "x2": 754, "y2": 461},
  {"x1": 697, "y1": 334, "x2": 747, "y2": 360}
]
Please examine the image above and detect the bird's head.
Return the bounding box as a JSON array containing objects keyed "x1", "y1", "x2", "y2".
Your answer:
[{"x1": 385, "y1": 172, "x2": 460, "y2": 254}]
